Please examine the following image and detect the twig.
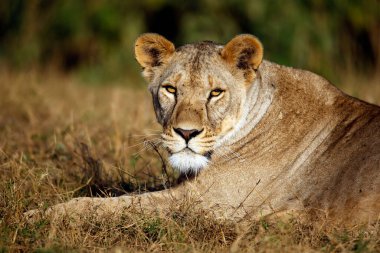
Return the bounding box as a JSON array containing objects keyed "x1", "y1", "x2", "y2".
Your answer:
[{"x1": 232, "y1": 179, "x2": 261, "y2": 215}]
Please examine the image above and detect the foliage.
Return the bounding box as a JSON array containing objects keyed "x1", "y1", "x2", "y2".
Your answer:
[{"x1": 0, "y1": 0, "x2": 379, "y2": 83}]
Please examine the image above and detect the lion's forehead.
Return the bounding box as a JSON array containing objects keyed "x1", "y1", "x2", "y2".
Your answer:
[
  {"x1": 175, "y1": 41, "x2": 222, "y2": 55},
  {"x1": 173, "y1": 43, "x2": 223, "y2": 70},
  {"x1": 162, "y1": 46, "x2": 230, "y2": 89}
]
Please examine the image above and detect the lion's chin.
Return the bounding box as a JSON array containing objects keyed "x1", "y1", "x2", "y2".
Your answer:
[{"x1": 168, "y1": 149, "x2": 209, "y2": 174}]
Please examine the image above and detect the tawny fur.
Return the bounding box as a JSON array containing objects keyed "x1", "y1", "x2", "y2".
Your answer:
[{"x1": 26, "y1": 34, "x2": 380, "y2": 226}]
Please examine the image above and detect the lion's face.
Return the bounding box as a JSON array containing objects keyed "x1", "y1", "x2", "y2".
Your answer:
[
  {"x1": 154, "y1": 49, "x2": 247, "y2": 172},
  {"x1": 135, "y1": 34, "x2": 263, "y2": 173}
]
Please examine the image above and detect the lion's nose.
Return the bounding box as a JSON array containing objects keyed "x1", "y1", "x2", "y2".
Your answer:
[{"x1": 173, "y1": 128, "x2": 203, "y2": 143}]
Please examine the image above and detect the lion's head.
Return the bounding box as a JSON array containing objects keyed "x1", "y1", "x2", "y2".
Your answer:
[{"x1": 134, "y1": 34, "x2": 264, "y2": 173}]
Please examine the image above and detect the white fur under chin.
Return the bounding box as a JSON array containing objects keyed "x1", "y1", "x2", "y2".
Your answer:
[{"x1": 168, "y1": 151, "x2": 209, "y2": 174}]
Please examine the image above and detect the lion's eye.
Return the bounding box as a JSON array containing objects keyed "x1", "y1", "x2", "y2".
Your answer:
[
  {"x1": 210, "y1": 89, "x2": 224, "y2": 98},
  {"x1": 163, "y1": 85, "x2": 176, "y2": 94}
]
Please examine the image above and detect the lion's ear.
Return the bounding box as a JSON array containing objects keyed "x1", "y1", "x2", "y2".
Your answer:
[
  {"x1": 221, "y1": 34, "x2": 263, "y2": 83},
  {"x1": 135, "y1": 33, "x2": 175, "y2": 81}
]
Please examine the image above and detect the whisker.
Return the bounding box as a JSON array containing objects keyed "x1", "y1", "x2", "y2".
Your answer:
[
  {"x1": 213, "y1": 147, "x2": 233, "y2": 161},
  {"x1": 144, "y1": 128, "x2": 162, "y2": 132},
  {"x1": 198, "y1": 137, "x2": 217, "y2": 142},
  {"x1": 132, "y1": 135, "x2": 161, "y2": 142},
  {"x1": 123, "y1": 141, "x2": 148, "y2": 149},
  {"x1": 215, "y1": 146, "x2": 243, "y2": 163},
  {"x1": 124, "y1": 137, "x2": 161, "y2": 149},
  {"x1": 224, "y1": 146, "x2": 242, "y2": 160},
  {"x1": 191, "y1": 144, "x2": 215, "y2": 150},
  {"x1": 161, "y1": 135, "x2": 177, "y2": 141},
  {"x1": 132, "y1": 139, "x2": 162, "y2": 156},
  {"x1": 129, "y1": 133, "x2": 160, "y2": 137}
]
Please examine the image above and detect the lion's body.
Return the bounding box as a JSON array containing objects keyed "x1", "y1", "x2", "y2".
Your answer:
[
  {"x1": 27, "y1": 35, "x2": 380, "y2": 226},
  {"x1": 178, "y1": 60, "x2": 380, "y2": 224}
]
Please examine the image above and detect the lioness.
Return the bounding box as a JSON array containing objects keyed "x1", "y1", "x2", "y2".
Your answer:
[{"x1": 28, "y1": 34, "x2": 380, "y2": 226}]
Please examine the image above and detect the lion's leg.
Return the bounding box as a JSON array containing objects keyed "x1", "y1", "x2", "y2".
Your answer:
[{"x1": 25, "y1": 188, "x2": 184, "y2": 224}]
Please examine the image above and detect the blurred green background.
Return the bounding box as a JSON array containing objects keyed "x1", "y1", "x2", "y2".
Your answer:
[{"x1": 0, "y1": 0, "x2": 379, "y2": 85}]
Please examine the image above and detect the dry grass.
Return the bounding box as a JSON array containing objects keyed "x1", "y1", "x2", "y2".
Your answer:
[{"x1": 1, "y1": 69, "x2": 380, "y2": 252}]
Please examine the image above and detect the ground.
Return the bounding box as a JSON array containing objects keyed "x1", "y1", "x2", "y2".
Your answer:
[{"x1": 1, "y1": 69, "x2": 379, "y2": 252}]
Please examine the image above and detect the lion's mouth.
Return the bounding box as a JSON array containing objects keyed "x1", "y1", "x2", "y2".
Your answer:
[
  {"x1": 203, "y1": 150, "x2": 213, "y2": 159},
  {"x1": 183, "y1": 147, "x2": 197, "y2": 153},
  {"x1": 168, "y1": 148, "x2": 211, "y2": 173},
  {"x1": 176, "y1": 147, "x2": 213, "y2": 160}
]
